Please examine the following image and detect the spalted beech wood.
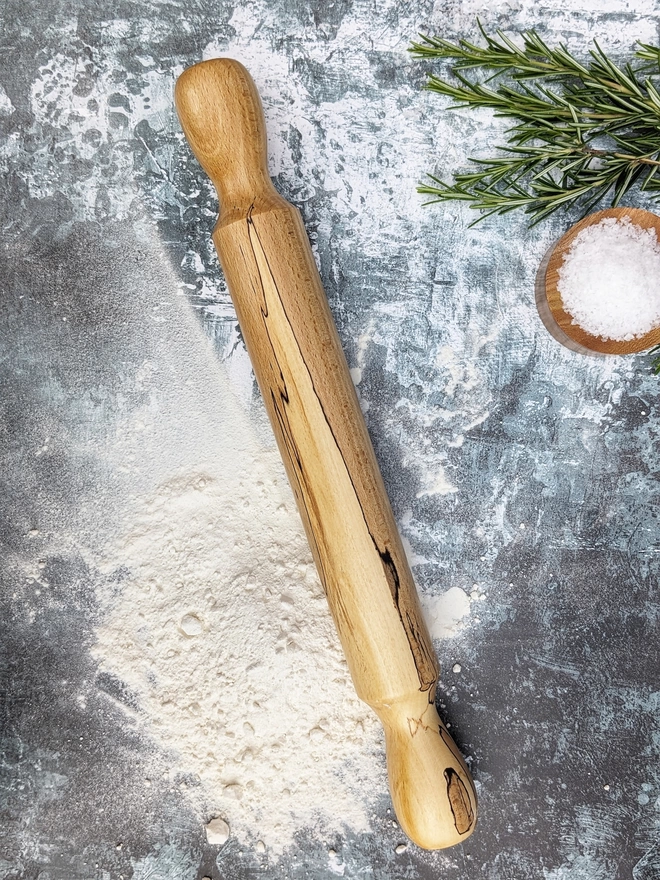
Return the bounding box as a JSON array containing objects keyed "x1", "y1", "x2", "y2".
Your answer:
[{"x1": 175, "y1": 58, "x2": 477, "y2": 850}]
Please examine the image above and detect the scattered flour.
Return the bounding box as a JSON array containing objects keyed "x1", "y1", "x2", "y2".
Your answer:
[
  {"x1": 93, "y1": 452, "x2": 387, "y2": 854},
  {"x1": 91, "y1": 335, "x2": 469, "y2": 854},
  {"x1": 557, "y1": 217, "x2": 660, "y2": 341},
  {"x1": 205, "y1": 817, "x2": 230, "y2": 846},
  {"x1": 87, "y1": 273, "x2": 390, "y2": 854},
  {"x1": 420, "y1": 586, "x2": 472, "y2": 639}
]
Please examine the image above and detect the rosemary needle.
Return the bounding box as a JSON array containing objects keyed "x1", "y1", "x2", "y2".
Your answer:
[{"x1": 409, "y1": 23, "x2": 660, "y2": 225}]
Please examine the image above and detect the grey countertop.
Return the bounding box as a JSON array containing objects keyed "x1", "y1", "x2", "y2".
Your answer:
[{"x1": 2, "y1": 1, "x2": 660, "y2": 878}]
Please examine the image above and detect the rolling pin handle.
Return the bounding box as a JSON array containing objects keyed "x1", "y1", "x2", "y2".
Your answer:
[
  {"x1": 376, "y1": 694, "x2": 477, "y2": 849},
  {"x1": 175, "y1": 59, "x2": 278, "y2": 218}
]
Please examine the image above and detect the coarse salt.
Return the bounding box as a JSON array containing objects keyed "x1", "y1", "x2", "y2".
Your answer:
[{"x1": 556, "y1": 216, "x2": 660, "y2": 341}]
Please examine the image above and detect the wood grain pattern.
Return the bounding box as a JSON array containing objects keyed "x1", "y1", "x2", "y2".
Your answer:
[
  {"x1": 175, "y1": 57, "x2": 477, "y2": 849},
  {"x1": 544, "y1": 207, "x2": 660, "y2": 355}
]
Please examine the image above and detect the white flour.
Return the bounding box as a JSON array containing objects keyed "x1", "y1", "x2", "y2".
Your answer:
[
  {"x1": 91, "y1": 331, "x2": 473, "y2": 855},
  {"x1": 93, "y1": 449, "x2": 385, "y2": 854},
  {"x1": 420, "y1": 586, "x2": 473, "y2": 639}
]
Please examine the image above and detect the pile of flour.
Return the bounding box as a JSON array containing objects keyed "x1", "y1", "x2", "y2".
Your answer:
[
  {"x1": 88, "y1": 237, "x2": 473, "y2": 856},
  {"x1": 93, "y1": 446, "x2": 387, "y2": 853},
  {"x1": 92, "y1": 371, "x2": 473, "y2": 854}
]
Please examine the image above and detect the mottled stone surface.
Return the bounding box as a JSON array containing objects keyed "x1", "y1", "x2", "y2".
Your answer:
[{"x1": 2, "y1": 0, "x2": 660, "y2": 877}]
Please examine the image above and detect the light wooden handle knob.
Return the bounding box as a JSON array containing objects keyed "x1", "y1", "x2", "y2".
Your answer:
[
  {"x1": 175, "y1": 58, "x2": 478, "y2": 850},
  {"x1": 175, "y1": 59, "x2": 279, "y2": 224}
]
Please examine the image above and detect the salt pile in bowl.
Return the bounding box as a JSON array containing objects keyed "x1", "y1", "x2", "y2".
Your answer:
[{"x1": 557, "y1": 216, "x2": 660, "y2": 341}]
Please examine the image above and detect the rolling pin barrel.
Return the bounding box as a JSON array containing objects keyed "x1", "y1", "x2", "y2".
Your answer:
[{"x1": 175, "y1": 58, "x2": 477, "y2": 850}]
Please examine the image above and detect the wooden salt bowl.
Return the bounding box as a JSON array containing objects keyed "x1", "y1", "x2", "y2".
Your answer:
[{"x1": 536, "y1": 207, "x2": 660, "y2": 355}]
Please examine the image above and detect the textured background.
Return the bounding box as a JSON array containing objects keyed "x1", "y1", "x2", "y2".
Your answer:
[{"x1": 2, "y1": 0, "x2": 660, "y2": 878}]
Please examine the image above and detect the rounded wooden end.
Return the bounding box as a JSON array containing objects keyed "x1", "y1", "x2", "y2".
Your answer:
[
  {"x1": 376, "y1": 696, "x2": 477, "y2": 849},
  {"x1": 175, "y1": 58, "x2": 274, "y2": 208},
  {"x1": 542, "y1": 207, "x2": 660, "y2": 355}
]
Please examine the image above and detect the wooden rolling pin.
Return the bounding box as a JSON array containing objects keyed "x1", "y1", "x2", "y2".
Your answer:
[{"x1": 175, "y1": 58, "x2": 477, "y2": 850}]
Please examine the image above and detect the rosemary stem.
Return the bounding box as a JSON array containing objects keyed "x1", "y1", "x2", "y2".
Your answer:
[
  {"x1": 610, "y1": 152, "x2": 660, "y2": 166},
  {"x1": 411, "y1": 25, "x2": 660, "y2": 223}
]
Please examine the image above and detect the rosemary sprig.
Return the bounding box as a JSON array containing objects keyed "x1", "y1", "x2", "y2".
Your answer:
[
  {"x1": 650, "y1": 344, "x2": 660, "y2": 373},
  {"x1": 409, "y1": 23, "x2": 660, "y2": 225}
]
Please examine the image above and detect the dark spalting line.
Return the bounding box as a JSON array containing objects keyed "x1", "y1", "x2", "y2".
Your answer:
[
  {"x1": 438, "y1": 725, "x2": 475, "y2": 833},
  {"x1": 443, "y1": 768, "x2": 475, "y2": 835},
  {"x1": 243, "y1": 219, "x2": 333, "y2": 596},
  {"x1": 242, "y1": 228, "x2": 336, "y2": 608},
  {"x1": 239, "y1": 208, "x2": 341, "y2": 622},
  {"x1": 270, "y1": 386, "x2": 333, "y2": 588},
  {"x1": 241, "y1": 206, "x2": 436, "y2": 690},
  {"x1": 379, "y1": 545, "x2": 401, "y2": 606},
  {"x1": 403, "y1": 608, "x2": 436, "y2": 692}
]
